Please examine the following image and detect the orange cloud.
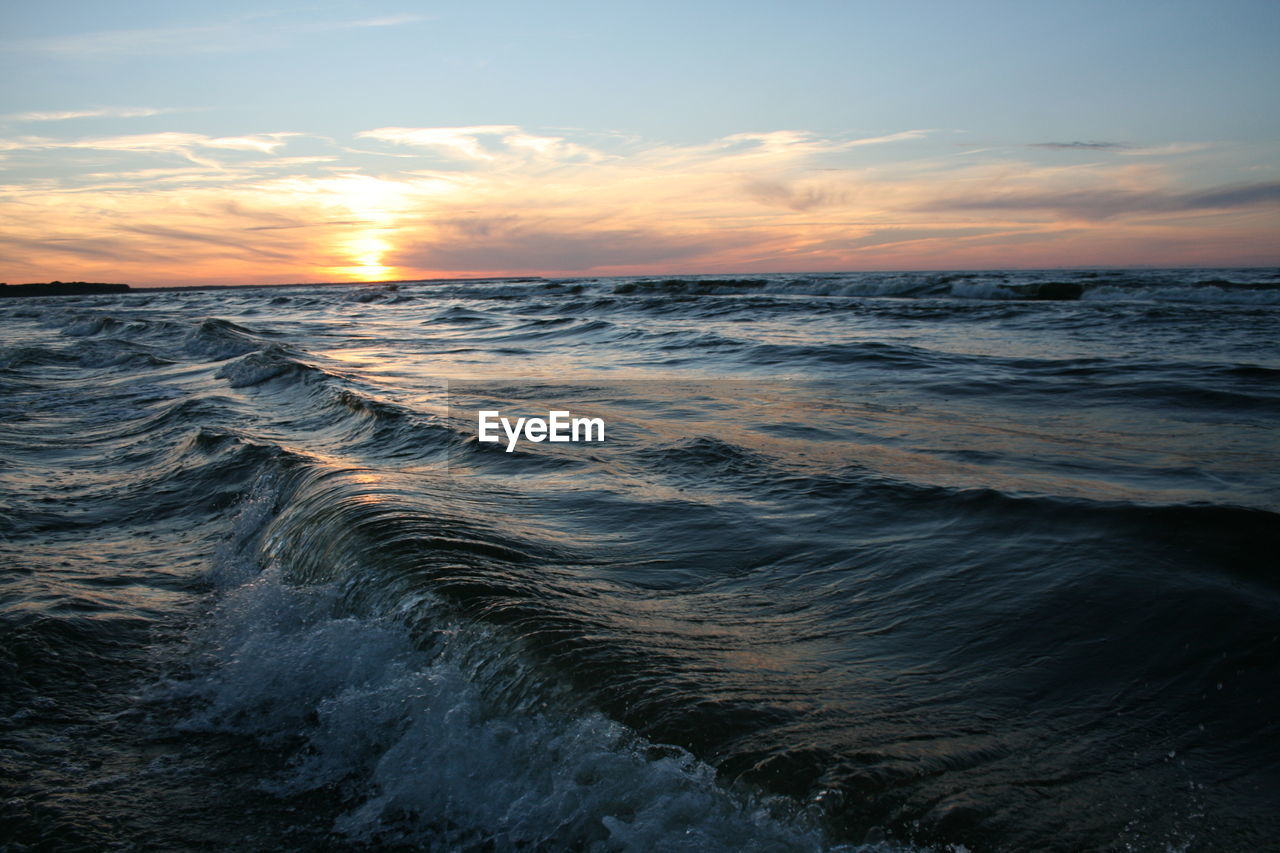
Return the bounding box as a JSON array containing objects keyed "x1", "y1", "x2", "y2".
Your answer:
[{"x1": 1, "y1": 126, "x2": 1276, "y2": 286}]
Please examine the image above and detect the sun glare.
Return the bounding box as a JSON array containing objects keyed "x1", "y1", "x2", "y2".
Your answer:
[
  {"x1": 339, "y1": 233, "x2": 395, "y2": 281},
  {"x1": 301, "y1": 175, "x2": 426, "y2": 281}
]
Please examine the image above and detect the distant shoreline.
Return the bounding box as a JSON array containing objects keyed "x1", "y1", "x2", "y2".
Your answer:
[
  {"x1": 3, "y1": 267, "x2": 1276, "y2": 298},
  {"x1": 0, "y1": 276, "x2": 545, "y2": 298},
  {"x1": 0, "y1": 281, "x2": 131, "y2": 298}
]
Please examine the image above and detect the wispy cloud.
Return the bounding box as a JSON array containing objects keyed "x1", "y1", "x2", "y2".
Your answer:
[
  {"x1": 358, "y1": 126, "x2": 600, "y2": 165},
  {"x1": 1030, "y1": 141, "x2": 1131, "y2": 150},
  {"x1": 1, "y1": 106, "x2": 185, "y2": 123},
  {"x1": 18, "y1": 22, "x2": 250, "y2": 57},
  {"x1": 1029, "y1": 140, "x2": 1215, "y2": 157},
  {"x1": 847, "y1": 129, "x2": 933, "y2": 147},
  {"x1": 743, "y1": 179, "x2": 846, "y2": 211},
  {"x1": 119, "y1": 224, "x2": 294, "y2": 259},
  {"x1": 356, "y1": 126, "x2": 929, "y2": 175},
  {"x1": 926, "y1": 180, "x2": 1280, "y2": 220},
  {"x1": 0, "y1": 131, "x2": 299, "y2": 166},
  {"x1": 245, "y1": 220, "x2": 365, "y2": 231},
  {"x1": 393, "y1": 218, "x2": 733, "y2": 272},
  {"x1": 0, "y1": 233, "x2": 134, "y2": 262},
  {"x1": 1, "y1": 124, "x2": 1275, "y2": 285},
  {"x1": 303, "y1": 14, "x2": 430, "y2": 32},
  {"x1": 359, "y1": 125, "x2": 523, "y2": 160},
  {"x1": 1118, "y1": 142, "x2": 1214, "y2": 157},
  {"x1": 13, "y1": 13, "x2": 427, "y2": 58}
]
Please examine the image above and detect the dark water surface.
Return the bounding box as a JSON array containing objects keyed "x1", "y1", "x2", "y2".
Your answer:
[{"x1": 2, "y1": 269, "x2": 1277, "y2": 851}]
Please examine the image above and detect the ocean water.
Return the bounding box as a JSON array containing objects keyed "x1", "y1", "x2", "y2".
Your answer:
[{"x1": 1, "y1": 269, "x2": 1277, "y2": 851}]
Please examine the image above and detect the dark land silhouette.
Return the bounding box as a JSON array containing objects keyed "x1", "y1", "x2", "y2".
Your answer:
[{"x1": 1, "y1": 281, "x2": 132, "y2": 298}]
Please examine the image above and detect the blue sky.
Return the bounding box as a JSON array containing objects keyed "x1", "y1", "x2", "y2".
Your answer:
[{"x1": 2, "y1": 0, "x2": 1277, "y2": 283}]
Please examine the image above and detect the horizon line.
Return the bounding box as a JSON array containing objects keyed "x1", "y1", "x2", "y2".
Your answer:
[{"x1": 8, "y1": 263, "x2": 1278, "y2": 292}]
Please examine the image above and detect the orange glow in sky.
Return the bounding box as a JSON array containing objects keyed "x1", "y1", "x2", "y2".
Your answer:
[
  {"x1": 2, "y1": 124, "x2": 1277, "y2": 287},
  {"x1": 3, "y1": 0, "x2": 1279, "y2": 289}
]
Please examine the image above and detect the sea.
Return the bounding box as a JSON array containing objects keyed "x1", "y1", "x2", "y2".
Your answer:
[{"x1": 1, "y1": 268, "x2": 1277, "y2": 852}]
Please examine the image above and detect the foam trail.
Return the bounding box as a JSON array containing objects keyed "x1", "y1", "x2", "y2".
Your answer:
[{"x1": 175, "y1": 555, "x2": 839, "y2": 850}]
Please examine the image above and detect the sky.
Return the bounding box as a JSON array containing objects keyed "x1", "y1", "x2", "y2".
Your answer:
[{"x1": 1, "y1": 0, "x2": 1278, "y2": 286}]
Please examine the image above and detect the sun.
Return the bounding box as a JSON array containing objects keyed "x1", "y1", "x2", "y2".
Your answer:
[{"x1": 341, "y1": 233, "x2": 395, "y2": 281}]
